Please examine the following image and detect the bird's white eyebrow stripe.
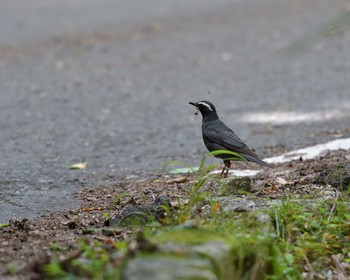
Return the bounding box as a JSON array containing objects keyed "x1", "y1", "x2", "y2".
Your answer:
[{"x1": 197, "y1": 102, "x2": 213, "y2": 111}]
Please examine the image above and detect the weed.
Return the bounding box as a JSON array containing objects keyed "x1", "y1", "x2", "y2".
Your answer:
[
  {"x1": 44, "y1": 239, "x2": 122, "y2": 279},
  {"x1": 272, "y1": 195, "x2": 350, "y2": 275}
]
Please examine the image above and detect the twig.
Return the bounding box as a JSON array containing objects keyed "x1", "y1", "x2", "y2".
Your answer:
[
  {"x1": 327, "y1": 188, "x2": 339, "y2": 221},
  {"x1": 303, "y1": 255, "x2": 315, "y2": 274}
]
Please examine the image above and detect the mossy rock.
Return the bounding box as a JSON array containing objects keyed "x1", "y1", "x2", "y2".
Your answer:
[
  {"x1": 122, "y1": 255, "x2": 217, "y2": 280},
  {"x1": 220, "y1": 177, "x2": 252, "y2": 195},
  {"x1": 121, "y1": 229, "x2": 274, "y2": 280},
  {"x1": 105, "y1": 196, "x2": 172, "y2": 226},
  {"x1": 315, "y1": 162, "x2": 350, "y2": 191}
]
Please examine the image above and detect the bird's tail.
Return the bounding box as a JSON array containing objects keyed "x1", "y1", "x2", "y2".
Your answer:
[{"x1": 243, "y1": 154, "x2": 273, "y2": 168}]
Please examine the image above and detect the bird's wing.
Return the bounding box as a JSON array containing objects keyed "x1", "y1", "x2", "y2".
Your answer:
[
  {"x1": 203, "y1": 121, "x2": 258, "y2": 156},
  {"x1": 202, "y1": 120, "x2": 272, "y2": 168}
]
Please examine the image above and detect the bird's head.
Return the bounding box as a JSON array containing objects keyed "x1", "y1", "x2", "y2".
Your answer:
[{"x1": 189, "y1": 100, "x2": 218, "y2": 120}]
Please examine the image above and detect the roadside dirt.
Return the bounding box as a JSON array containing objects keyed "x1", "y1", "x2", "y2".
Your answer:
[{"x1": 1, "y1": 149, "x2": 349, "y2": 279}]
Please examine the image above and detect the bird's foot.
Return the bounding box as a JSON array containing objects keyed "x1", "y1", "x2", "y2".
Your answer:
[{"x1": 219, "y1": 167, "x2": 229, "y2": 177}]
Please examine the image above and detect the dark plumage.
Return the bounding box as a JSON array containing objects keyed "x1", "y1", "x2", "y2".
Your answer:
[{"x1": 189, "y1": 100, "x2": 272, "y2": 175}]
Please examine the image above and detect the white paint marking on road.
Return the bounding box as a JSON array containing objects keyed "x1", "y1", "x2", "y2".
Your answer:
[
  {"x1": 264, "y1": 137, "x2": 350, "y2": 164},
  {"x1": 211, "y1": 169, "x2": 261, "y2": 176},
  {"x1": 237, "y1": 108, "x2": 350, "y2": 125}
]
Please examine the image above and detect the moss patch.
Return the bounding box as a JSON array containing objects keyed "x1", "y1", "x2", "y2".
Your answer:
[
  {"x1": 220, "y1": 177, "x2": 252, "y2": 195},
  {"x1": 315, "y1": 162, "x2": 350, "y2": 191}
]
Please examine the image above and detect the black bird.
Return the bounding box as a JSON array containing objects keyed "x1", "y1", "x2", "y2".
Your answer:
[{"x1": 189, "y1": 100, "x2": 272, "y2": 175}]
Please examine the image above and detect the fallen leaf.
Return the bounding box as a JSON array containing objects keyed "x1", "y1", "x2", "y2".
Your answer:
[
  {"x1": 271, "y1": 183, "x2": 278, "y2": 191},
  {"x1": 0, "y1": 223, "x2": 10, "y2": 228},
  {"x1": 68, "y1": 162, "x2": 88, "y2": 170},
  {"x1": 166, "y1": 176, "x2": 188, "y2": 184},
  {"x1": 210, "y1": 203, "x2": 222, "y2": 214},
  {"x1": 152, "y1": 179, "x2": 162, "y2": 183},
  {"x1": 276, "y1": 177, "x2": 288, "y2": 185}
]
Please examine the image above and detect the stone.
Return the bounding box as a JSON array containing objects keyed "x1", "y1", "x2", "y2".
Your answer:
[
  {"x1": 220, "y1": 177, "x2": 252, "y2": 195},
  {"x1": 105, "y1": 196, "x2": 172, "y2": 227},
  {"x1": 121, "y1": 229, "x2": 273, "y2": 280},
  {"x1": 122, "y1": 257, "x2": 217, "y2": 280},
  {"x1": 220, "y1": 198, "x2": 256, "y2": 212},
  {"x1": 315, "y1": 162, "x2": 350, "y2": 191}
]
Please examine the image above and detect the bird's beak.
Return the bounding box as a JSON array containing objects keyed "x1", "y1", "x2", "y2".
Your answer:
[{"x1": 189, "y1": 102, "x2": 199, "y2": 115}]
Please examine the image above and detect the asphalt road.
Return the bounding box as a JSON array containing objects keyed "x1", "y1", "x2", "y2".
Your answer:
[{"x1": 1, "y1": 0, "x2": 350, "y2": 222}]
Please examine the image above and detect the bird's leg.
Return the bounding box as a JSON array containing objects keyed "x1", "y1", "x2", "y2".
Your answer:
[
  {"x1": 224, "y1": 160, "x2": 231, "y2": 176},
  {"x1": 220, "y1": 160, "x2": 231, "y2": 176},
  {"x1": 220, "y1": 166, "x2": 225, "y2": 176}
]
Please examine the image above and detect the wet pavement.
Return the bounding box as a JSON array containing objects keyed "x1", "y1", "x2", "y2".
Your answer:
[{"x1": 1, "y1": 0, "x2": 350, "y2": 222}]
